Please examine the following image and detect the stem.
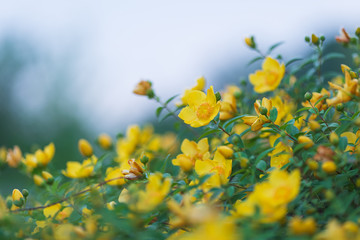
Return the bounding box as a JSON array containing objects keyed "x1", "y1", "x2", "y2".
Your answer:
[
  {"x1": 308, "y1": 101, "x2": 331, "y2": 133},
  {"x1": 316, "y1": 46, "x2": 323, "y2": 84},
  {"x1": 212, "y1": 120, "x2": 231, "y2": 136},
  {"x1": 265, "y1": 116, "x2": 298, "y2": 143},
  {"x1": 154, "y1": 96, "x2": 199, "y2": 137},
  {"x1": 10, "y1": 176, "x2": 126, "y2": 213}
]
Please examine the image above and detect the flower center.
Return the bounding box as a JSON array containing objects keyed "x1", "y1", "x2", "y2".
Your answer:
[{"x1": 196, "y1": 103, "x2": 213, "y2": 120}]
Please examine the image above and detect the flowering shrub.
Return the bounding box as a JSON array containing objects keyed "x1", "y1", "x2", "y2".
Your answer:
[{"x1": 1, "y1": 28, "x2": 360, "y2": 239}]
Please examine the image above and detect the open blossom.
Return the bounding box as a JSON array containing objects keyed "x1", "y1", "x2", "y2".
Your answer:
[
  {"x1": 62, "y1": 156, "x2": 97, "y2": 178},
  {"x1": 335, "y1": 28, "x2": 351, "y2": 43},
  {"x1": 242, "y1": 97, "x2": 274, "y2": 131},
  {"x1": 178, "y1": 86, "x2": 221, "y2": 128},
  {"x1": 249, "y1": 56, "x2": 285, "y2": 93},
  {"x1": 180, "y1": 76, "x2": 206, "y2": 105},
  {"x1": 172, "y1": 138, "x2": 210, "y2": 172},
  {"x1": 326, "y1": 66, "x2": 360, "y2": 106}
]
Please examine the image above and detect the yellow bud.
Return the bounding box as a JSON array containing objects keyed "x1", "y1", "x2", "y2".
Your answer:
[
  {"x1": 106, "y1": 201, "x2": 116, "y2": 210},
  {"x1": 78, "y1": 139, "x2": 93, "y2": 157},
  {"x1": 217, "y1": 146, "x2": 234, "y2": 158},
  {"x1": 303, "y1": 217, "x2": 317, "y2": 235},
  {"x1": 355, "y1": 118, "x2": 360, "y2": 126},
  {"x1": 12, "y1": 189, "x2": 24, "y2": 202},
  {"x1": 33, "y1": 175, "x2": 45, "y2": 186},
  {"x1": 41, "y1": 171, "x2": 53, "y2": 181},
  {"x1": 322, "y1": 161, "x2": 337, "y2": 174},
  {"x1": 324, "y1": 189, "x2": 334, "y2": 200},
  {"x1": 298, "y1": 136, "x2": 314, "y2": 149},
  {"x1": 0, "y1": 147, "x2": 7, "y2": 162},
  {"x1": 356, "y1": 178, "x2": 360, "y2": 188},
  {"x1": 44, "y1": 143, "x2": 55, "y2": 162},
  {"x1": 343, "y1": 221, "x2": 359, "y2": 233},
  {"x1": 311, "y1": 34, "x2": 319, "y2": 45},
  {"x1": 309, "y1": 120, "x2": 321, "y2": 131},
  {"x1": 245, "y1": 37, "x2": 255, "y2": 48},
  {"x1": 98, "y1": 133, "x2": 112, "y2": 150},
  {"x1": 133, "y1": 80, "x2": 152, "y2": 96},
  {"x1": 330, "y1": 132, "x2": 339, "y2": 145},
  {"x1": 240, "y1": 158, "x2": 249, "y2": 168},
  {"x1": 306, "y1": 159, "x2": 318, "y2": 171}
]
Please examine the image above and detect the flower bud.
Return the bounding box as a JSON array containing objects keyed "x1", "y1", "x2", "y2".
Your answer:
[
  {"x1": 6, "y1": 199, "x2": 12, "y2": 209},
  {"x1": 240, "y1": 158, "x2": 249, "y2": 168},
  {"x1": 12, "y1": 189, "x2": 24, "y2": 207},
  {"x1": 356, "y1": 27, "x2": 360, "y2": 37},
  {"x1": 21, "y1": 189, "x2": 29, "y2": 198},
  {"x1": 324, "y1": 189, "x2": 334, "y2": 201},
  {"x1": 320, "y1": 35, "x2": 325, "y2": 42},
  {"x1": 309, "y1": 120, "x2": 321, "y2": 132},
  {"x1": 304, "y1": 92, "x2": 312, "y2": 101},
  {"x1": 133, "y1": 80, "x2": 152, "y2": 96},
  {"x1": 350, "y1": 71, "x2": 358, "y2": 79},
  {"x1": 343, "y1": 221, "x2": 359, "y2": 233},
  {"x1": 97, "y1": 133, "x2": 112, "y2": 150},
  {"x1": 42, "y1": 171, "x2": 54, "y2": 184},
  {"x1": 78, "y1": 139, "x2": 93, "y2": 157},
  {"x1": 341, "y1": 64, "x2": 350, "y2": 74},
  {"x1": 305, "y1": 36, "x2": 310, "y2": 42},
  {"x1": 322, "y1": 161, "x2": 337, "y2": 174},
  {"x1": 311, "y1": 34, "x2": 319, "y2": 45},
  {"x1": 298, "y1": 136, "x2": 314, "y2": 149},
  {"x1": 33, "y1": 175, "x2": 45, "y2": 186},
  {"x1": 259, "y1": 106, "x2": 268, "y2": 115},
  {"x1": 336, "y1": 103, "x2": 344, "y2": 112},
  {"x1": 330, "y1": 132, "x2": 339, "y2": 145},
  {"x1": 217, "y1": 146, "x2": 234, "y2": 158},
  {"x1": 306, "y1": 159, "x2": 318, "y2": 171},
  {"x1": 245, "y1": 36, "x2": 256, "y2": 48},
  {"x1": 140, "y1": 155, "x2": 149, "y2": 165}
]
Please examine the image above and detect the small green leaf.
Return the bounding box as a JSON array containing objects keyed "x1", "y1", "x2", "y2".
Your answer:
[
  {"x1": 255, "y1": 147, "x2": 275, "y2": 163},
  {"x1": 285, "y1": 58, "x2": 302, "y2": 67},
  {"x1": 269, "y1": 107, "x2": 278, "y2": 123},
  {"x1": 156, "y1": 107, "x2": 163, "y2": 118},
  {"x1": 256, "y1": 160, "x2": 267, "y2": 172},
  {"x1": 267, "y1": 41, "x2": 284, "y2": 54},
  {"x1": 165, "y1": 94, "x2": 180, "y2": 105},
  {"x1": 338, "y1": 136, "x2": 348, "y2": 152},
  {"x1": 247, "y1": 56, "x2": 263, "y2": 66}
]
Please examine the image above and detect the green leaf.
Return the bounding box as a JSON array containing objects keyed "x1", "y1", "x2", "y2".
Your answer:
[
  {"x1": 267, "y1": 41, "x2": 284, "y2": 54},
  {"x1": 197, "y1": 128, "x2": 221, "y2": 141},
  {"x1": 156, "y1": 107, "x2": 163, "y2": 118},
  {"x1": 247, "y1": 56, "x2": 263, "y2": 66},
  {"x1": 223, "y1": 115, "x2": 246, "y2": 129},
  {"x1": 255, "y1": 147, "x2": 275, "y2": 163},
  {"x1": 285, "y1": 124, "x2": 299, "y2": 136},
  {"x1": 323, "y1": 52, "x2": 345, "y2": 62},
  {"x1": 165, "y1": 94, "x2": 180, "y2": 105},
  {"x1": 269, "y1": 107, "x2": 278, "y2": 123},
  {"x1": 285, "y1": 58, "x2": 302, "y2": 67},
  {"x1": 338, "y1": 136, "x2": 348, "y2": 152},
  {"x1": 159, "y1": 112, "x2": 172, "y2": 122},
  {"x1": 295, "y1": 107, "x2": 311, "y2": 114},
  {"x1": 256, "y1": 160, "x2": 267, "y2": 172}
]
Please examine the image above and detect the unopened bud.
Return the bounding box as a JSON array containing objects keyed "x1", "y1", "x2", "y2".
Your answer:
[
  {"x1": 298, "y1": 136, "x2": 314, "y2": 149},
  {"x1": 78, "y1": 139, "x2": 93, "y2": 157},
  {"x1": 356, "y1": 27, "x2": 360, "y2": 37},
  {"x1": 97, "y1": 133, "x2": 112, "y2": 150},
  {"x1": 217, "y1": 146, "x2": 234, "y2": 158},
  {"x1": 133, "y1": 80, "x2": 152, "y2": 96},
  {"x1": 322, "y1": 161, "x2": 337, "y2": 174},
  {"x1": 13, "y1": 199, "x2": 24, "y2": 207},
  {"x1": 140, "y1": 155, "x2": 149, "y2": 165},
  {"x1": 305, "y1": 36, "x2": 310, "y2": 42},
  {"x1": 309, "y1": 120, "x2": 321, "y2": 132},
  {"x1": 240, "y1": 158, "x2": 249, "y2": 168},
  {"x1": 330, "y1": 132, "x2": 339, "y2": 145},
  {"x1": 146, "y1": 89, "x2": 155, "y2": 99},
  {"x1": 350, "y1": 71, "x2": 358, "y2": 79},
  {"x1": 33, "y1": 175, "x2": 45, "y2": 187},
  {"x1": 233, "y1": 90, "x2": 242, "y2": 99},
  {"x1": 42, "y1": 171, "x2": 54, "y2": 184},
  {"x1": 324, "y1": 189, "x2": 334, "y2": 201},
  {"x1": 6, "y1": 199, "x2": 12, "y2": 209},
  {"x1": 311, "y1": 34, "x2": 319, "y2": 45},
  {"x1": 306, "y1": 159, "x2": 318, "y2": 171},
  {"x1": 341, "y1": 64, "x2": 350, "y2": 74},
  {"x1": 336, "y1": 103, "x2": 344, "y2": 112},
  {"x1": 304, "y1": 92, "x2": 312, "y2": 101},
  {"x1": 259, "y1": 106, "x2": 268, "y2": 115},
  {"x1": 21, "y1": 189, "x2": 29, "y2": 198},
  {"x1": 320, "y1": 36, "x2": 325, "y2": 42},
  {"x1": 245, "y1": 36, "x2": 256, "y2": 48}
]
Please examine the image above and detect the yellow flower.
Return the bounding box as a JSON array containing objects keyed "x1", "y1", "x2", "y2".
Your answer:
[
  {"x1": 289, "y1": 216, "x2": 317, "y2": 235},
  {"x1": 133, "y1": 80, "x2": 152, "y2": 96},
  {"x1": 121, "y1": 159, "x2": 145, "y2": 180},
  {"x1": 181, "y1": 76, "x2": 206, "y2": 105},
  {"x1": 173, "y1": 217, "x2": 239, "y2": 240},
  {"x1": 172, "y1": 138, "x2": 210, "y2": 172},
  {"x1": 219, "y1": 85, "x2": 241, "y2": 120},
  {"x1": 298, "y1": 136, "x2": 314, "y2": 149},
  {"x1": 6, "y1": 145, "x2": 22, "y2": 168},
  {"x1": 178, "y1": 86, "x2": 221, "y2": 128},
  {"x1": 268, "y1": 142, "x2": 293, "y2": 169},
  {"x1": 78, "y1": 139, "x2": 93, "y2": 157},
  {"x1": 242, "y1": 97, "x2": 274, "y2": 131},
  {"x1": 271, "y1": 96, "x2": 295, "y2": 125},
  {"x1": 315, "y1": 219, "x2": 348, "y2": 240},
  {"x1": 62, "y1": 156, "x2": 97, "y2": 178},
  {"x1": 132, "y1": 172, "x2": 172, "y2": 212},
  {"x1": 12, "y1": 189, "x2": 24, "y2": 202},
  {"x1": 327, "y1": 68, "x2": 359, "y2": 106},
  {"x1": 340, "y1": 131, "x2": 359, "y2": 153},
  {"x1": 232, "y1": 169, "x2": 300, "y2": 223},
  {"x1": 195, "y1": 150, "x2": 232, "y2": 188},
  {"x1": 249, "y1": 56, "x2": 285, "y2": 93},
  {"x1": 97, "y1": 133, "x2": 112, "y2": 150},
  {"x1": 105, "y1": 167, "x2": 126, "y2": 185}
]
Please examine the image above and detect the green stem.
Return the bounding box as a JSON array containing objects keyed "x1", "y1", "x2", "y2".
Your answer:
[{"x1": 212, "y1": 120, "x2": 231, "y2": 136}]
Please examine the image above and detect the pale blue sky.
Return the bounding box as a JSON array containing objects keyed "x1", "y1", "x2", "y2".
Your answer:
[{"x1": 0, "y1": 1, "x2": 358, "y2": 132}]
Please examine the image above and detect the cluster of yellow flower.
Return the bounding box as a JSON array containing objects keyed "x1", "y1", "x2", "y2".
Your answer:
[{"x1": 1, "y1": 28, "x2": 360, "y2": 239}]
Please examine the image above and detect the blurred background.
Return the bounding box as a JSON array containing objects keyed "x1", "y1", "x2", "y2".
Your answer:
[{"x1": 0, "y1": 0, "x2": 359, "y2": 193}]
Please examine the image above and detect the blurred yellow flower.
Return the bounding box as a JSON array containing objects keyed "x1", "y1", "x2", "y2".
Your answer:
[
  {"x1": 219, "y1": 85, "x2": 240, "y2": 120},
  {"x1": 195, "y1": 150, "x2": 232, "y2": 188},
  {"x1": 97, "y1": 133, "x2": 112, "y2": 150},
  {"x1": 179, "y1": 86, "x2": 220, "y2": 128},
  {"x1": 289, "y1": 216, "x2": 317, "y2": 235},
  {"x1": 172, "y1": 138, "x2": 210, "y2": 172},
  {"x1": 62, "y1": 156, "x2": 97, "y2": 178},
  {"x1": 249, "y1": 56, "x2": 285, "y2": 93},
  {"x1": 242, "y1": 97, "x2": 274, "y2": 131},
  {"x1": 268, "y1": 142, "x2": 293, "y2": 169},
  {"x1": 6, "y1": 145, "x2": 22, "y2": 168}
]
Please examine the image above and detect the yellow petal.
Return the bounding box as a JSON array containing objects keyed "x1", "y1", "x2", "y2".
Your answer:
[
  {"x1": 187, "y1": 90, "x2": 206, "y2": 107},
  {"x1": 262, "y1": 56, "x2": 280, "y2": 72},
  {"x1": 178, "y1": 107, "x2": 197, "y2": 124}
]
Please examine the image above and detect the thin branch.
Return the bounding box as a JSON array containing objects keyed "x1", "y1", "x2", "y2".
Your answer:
[{"x1": 10, "y1": 176, "x2": 126, "y2": 213}]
